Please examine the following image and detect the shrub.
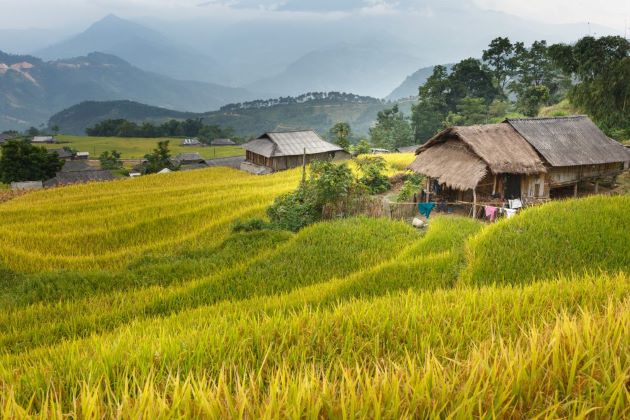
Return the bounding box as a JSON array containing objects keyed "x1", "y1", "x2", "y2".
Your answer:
[
  {"x1": 356, "y1": 156, "x2": 391, "y2": 194},
  {"x1": 232, "y1": 218, "x2": 273, "y2": 233},
  {"x1": 267, "y1": 189, "x2": 318, "y2": 232},
  {"x1": 396, "y1": 172, "x2": 424, "y2": 202}
]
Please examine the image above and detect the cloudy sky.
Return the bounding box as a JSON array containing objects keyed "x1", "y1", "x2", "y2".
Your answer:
[{"x1": 1, "y1": 0, "x2": 628, "y2": 34}]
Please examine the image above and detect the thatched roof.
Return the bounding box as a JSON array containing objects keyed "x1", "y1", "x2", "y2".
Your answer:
[
  {"x1": 421, "y1": 124, "x2": 547, "y2": 175},
  {"x1": 506, "y1": 116, "x2": 630, "y2": 166},
  {"x1": 408, "y1": 139, "x2": 488, "y2": 190},
  {"x1": 242, "y1": 130, "x2": 343, "y2": 158}
]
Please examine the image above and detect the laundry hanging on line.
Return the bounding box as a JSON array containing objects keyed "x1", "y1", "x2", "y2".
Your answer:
[
  {"x1": 508, "y1": 199, "x2": 523, "y2": 209},
  {"x1": 484, "y1": 205, "x2": 498, "y2": 222},
  {"x1": 504, "y1": 208, "x2": 517, "y2": 219},
  {"x1": 418, "y1": 202, "x2": 436, "y2": 219}
]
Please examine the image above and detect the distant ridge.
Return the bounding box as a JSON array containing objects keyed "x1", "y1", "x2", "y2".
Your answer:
[
  {"x1": 0, "y1": 50, "x2": 254, "y2": 131},
  {"x1": 49, "y1": 93, "x2": 397, "y2": 137}
]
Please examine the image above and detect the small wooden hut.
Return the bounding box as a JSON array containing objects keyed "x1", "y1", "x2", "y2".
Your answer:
[
  {"x1": 241, "y1": 130, "x2": 350, "y2": 174},
  {"x1": 409, "y1": 116, "x2": 630, "y2": 209}
]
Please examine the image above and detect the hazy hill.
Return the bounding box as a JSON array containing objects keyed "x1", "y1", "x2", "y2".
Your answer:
[
  {"x1": 49, "y1": 93, "x2": 393, "y2": 137},
  {"x1": 387, "y1": 65, "x2": 455, "y2": 100},
  {"x1": 35, "y1": 15, "x2": 230, "y2": 85},
  {"x1": 246, "y1": 41, "x2": 423, "y2": 99},
  {"x1": 0, "y1": 50, "x2": 253, "y2": 131}
]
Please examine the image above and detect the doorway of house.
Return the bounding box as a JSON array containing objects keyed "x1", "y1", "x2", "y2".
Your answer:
[{"x1": 504, "y1": 174, "x2": 521, "y2": 199}]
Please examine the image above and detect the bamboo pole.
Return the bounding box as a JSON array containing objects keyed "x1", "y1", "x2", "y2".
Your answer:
[{"x1": 472, "y1": 188, "x2": 477, "y2": 219}]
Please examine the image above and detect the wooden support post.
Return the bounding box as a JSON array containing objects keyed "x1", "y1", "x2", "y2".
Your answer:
[
  {"x1": 301, "y1": 148, "x2": 306, "y2": 184},
  {"x1": 492, "y1": 174, "x2": 497, "y2": 195},
  {"x1": 472, "y1": 188, "x2": 477, "y2": 219},
  {"x1": 426, "y1": 178, "x2": 431, "y2": 202},
  {"x1": 574, "y1": 182, "x2": 578, "y2": 197},
  {"x1": 594, "y1": 181, "x2": 599, "y2": 194}
]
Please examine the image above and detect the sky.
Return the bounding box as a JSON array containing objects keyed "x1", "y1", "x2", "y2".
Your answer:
[{"x1": 0, "y1": 0, "x2": 628, "y2": 34}]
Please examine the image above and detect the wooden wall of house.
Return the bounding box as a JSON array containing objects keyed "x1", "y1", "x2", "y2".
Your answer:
[
  {"x1": 548, "y1": 163, "x2": 624, "y2": 187},
  {"x1": 247, "y1": 150, "x2": 350, "y2": 172}
]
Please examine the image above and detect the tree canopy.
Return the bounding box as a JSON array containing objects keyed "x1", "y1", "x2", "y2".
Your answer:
[{"x1": 0, "y1": 140, "x2": 64, "y2": 183}]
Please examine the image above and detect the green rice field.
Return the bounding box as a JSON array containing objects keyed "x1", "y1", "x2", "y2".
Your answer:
[
  {"x1": 44, "y1": 135, "x2": 244, "y2": 159},
  {"x1": 0, "y1": 155, "x2": 628, "y2": 417}
]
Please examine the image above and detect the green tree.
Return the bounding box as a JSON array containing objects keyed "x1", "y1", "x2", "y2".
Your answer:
[
  {"x1": 482, "y1": 37, "x2": 517, "y2": 97},
  {"x1": 0, "y1": 140, "x2": 63, "y2": 183},
  {"x1": 26, "y1": 127, "x2": 39, "y2": 137},
  {"x1": 446, "y1": 97, "x2": 489, "y2": 126},
  {"x1": 51, "y1": 125, "x2": 60, "y2": 136},
  {"x1": 509, "y1": 41, "x2": 567, "y2": 114},
  {"x1": 549, "y1": 36, "x2": 630, "y2": 137},
  {"x1": 143, "y1": 141, "x2": 175, "y2": 174},
  {"x1": 370, "y1": 105, "x2": 413, "y2": 150},
  {"x1": 329, "y1": 122, "x2": 352, "y2": 151},
  {"x1": 99, "y1": 150, "x2": 123, "y2": 170},
  {"x1": 447, "y1": 58, "x2": 498, "y2": 109},
  {"x1": 352, "y1": 139, "x2": 372, "y2": 155}
]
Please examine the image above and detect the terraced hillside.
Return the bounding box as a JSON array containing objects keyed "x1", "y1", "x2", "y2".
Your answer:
[{"x1": 0, "y1": 155, "x2": 628, "y2": 417}]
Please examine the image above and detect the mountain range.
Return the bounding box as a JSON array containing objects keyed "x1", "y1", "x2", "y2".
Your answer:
[
  {"x1": 0, "y1": 4, "x2": 619, "y2": 132},
  {"x1": 0, "y1": 51, "x2": 253, "y2": 131}
]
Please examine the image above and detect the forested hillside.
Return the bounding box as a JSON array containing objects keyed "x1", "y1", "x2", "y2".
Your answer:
[{"x1": 50, "y1": 93, "x2": 393, "y2": 137}]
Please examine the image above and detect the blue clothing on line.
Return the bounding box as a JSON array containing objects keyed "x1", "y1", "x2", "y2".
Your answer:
[{"x1": 418, "y1": 202, "x2": 436, "y2": 219}]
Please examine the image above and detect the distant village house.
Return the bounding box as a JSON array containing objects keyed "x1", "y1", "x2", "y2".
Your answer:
[
  {"x1": 211, "y1": 138, "x2": 236, "y2": 147},
  {"x1": 241, "y1": 130, "x2": 350, "y2": 174},
  {"x1": 31, "y1": 136, "x2": 56, "y2": 144},
  {"x1": 181, "y1": 138, "x2": 202, "y2": 146}
]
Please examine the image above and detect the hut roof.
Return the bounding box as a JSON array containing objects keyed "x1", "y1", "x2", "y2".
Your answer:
[
  {"x1": 211, "y1": 138, "x2": 236, "y2": 146},
  {"x1": 506, "y1": 116, "x2": 630, "y2": 166},
  {"x1": 60, "y1": 160, "x2": 92, "y2": 172},
  {"x1": 408, "y1": 139, "x2": 488, "y2": 190},
  {"x1": 242, "y1": 130, "x2": 343, "y2": 158},
  {"x1": 173, "y1": 153, "x2": 205, "y2": 163},
  {"x1": 49, "y1": 148, "x2": 73, "y2": 159},
  {"x1": 44, "y1": 170, "x2": 114, "y2": 187},
  {"x1": 419, "y1": 123, "x2": 547, "y2": 175}
]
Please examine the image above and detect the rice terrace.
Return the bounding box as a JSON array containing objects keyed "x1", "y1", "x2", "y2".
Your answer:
[
  {"x1": 0, "y1": 151, "x2": 628, "y2": 417},
  {"x1": 2, "y1": 1, "x2": 630, "y2": 418}
]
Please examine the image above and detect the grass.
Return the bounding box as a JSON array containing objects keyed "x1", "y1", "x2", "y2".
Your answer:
[
  {"x1": 463, "y1": 195, "x2": 630, "y2": 286},
  {"x1": 46, "y1": 135, "x2": 245, "y2": 159},
  {"x1": 0, "y1": 154, "x2": 628, "y2": 417}
]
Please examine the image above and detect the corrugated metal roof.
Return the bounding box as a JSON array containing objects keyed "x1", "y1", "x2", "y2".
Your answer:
[
  {"x1": 44, "y1": 170, "x2": 115, "y2": 187},
  {"x1": 241, "y1": 130, "x2": 343, "y2": 158},
  {"x1": 507, "y1": 116, "x2": 630, "y2": 167},
  {"x1": 211, "y1": 138, "x2": 236, "y2": 146}
]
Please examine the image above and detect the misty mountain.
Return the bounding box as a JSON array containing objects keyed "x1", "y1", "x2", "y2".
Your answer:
[
  {"x1": 35, "y1": 14, "x2": 230, "y2": 85},
  {"x1": 246, "y1": 41, "x2": 423, "y2": 99},
  {"x1": 0, "y1": 51, "x2": 253, "y2": 131},
  {"x1": 387, "y1": 64, "x2": 455, "y2": 100}
]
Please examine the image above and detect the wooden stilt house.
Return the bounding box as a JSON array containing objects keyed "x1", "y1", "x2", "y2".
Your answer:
[
  {"x1": 241, "y1": 130, "x2": 350, "y2": 174},
  {"x1": 409, "y1": 116, "x2": 630, "y2": 208}
]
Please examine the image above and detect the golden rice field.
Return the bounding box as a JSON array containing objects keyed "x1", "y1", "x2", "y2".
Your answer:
[{"x1": 0, "y1": 153, "x2": 629, "y2": 418}]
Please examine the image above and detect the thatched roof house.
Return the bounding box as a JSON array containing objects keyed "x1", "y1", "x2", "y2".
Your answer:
[
  {"x1": 409, "y1": 123, "x2": 546, "y2": 191},
  {"x1": 409, "y1": 116, "x2": 630, "y2": 205},
  {"x1": 241, "y1": 130, "x2": 350, "y2": 174}
]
